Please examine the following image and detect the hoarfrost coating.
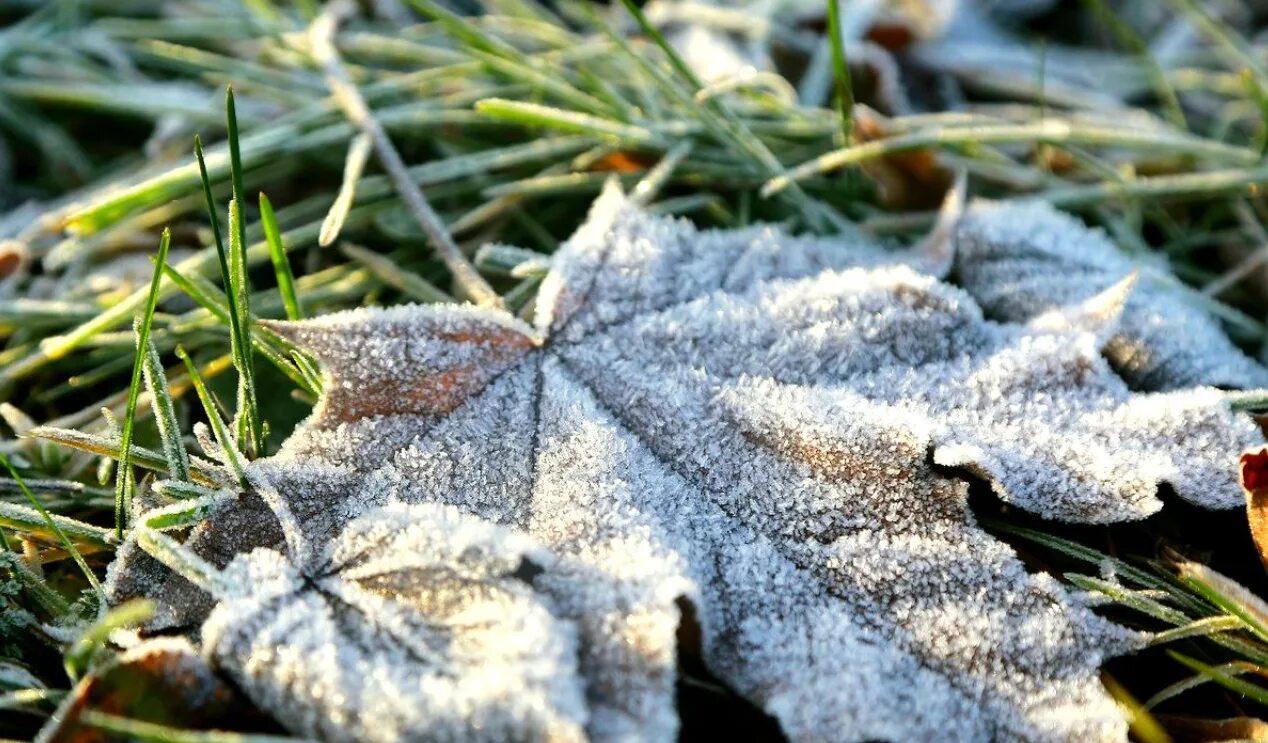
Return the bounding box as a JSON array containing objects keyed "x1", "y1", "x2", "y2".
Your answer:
[{"x1": 109, "y1": 183, "x2": 1263, "y2": 742}]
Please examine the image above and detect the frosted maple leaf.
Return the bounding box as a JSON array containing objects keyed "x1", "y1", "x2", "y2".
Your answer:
[
  {"x1": 954, "y1": 200, "x2": 1268, "y2": 391},
  {"x1": 105, "y1": 184, "x2": 1262, "y2": 742}
]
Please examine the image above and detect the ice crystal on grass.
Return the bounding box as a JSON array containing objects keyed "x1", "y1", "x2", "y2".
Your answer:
[
  {"x1": 111, "y1": 186, "x2": 1262, "y2": 741},
  {"x1": 954, "y1": 200, "x2": 1268, "y2": 391}
]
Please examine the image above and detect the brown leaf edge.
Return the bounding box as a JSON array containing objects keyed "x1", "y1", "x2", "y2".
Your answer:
[{"x1": 1239, "y1": 447, "x2": 1268, "y2": 573}]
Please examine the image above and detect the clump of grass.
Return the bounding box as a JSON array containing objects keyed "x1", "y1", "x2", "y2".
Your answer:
[{"x1": 5, "y1": 0, "x2": 1268, "y2": 738}]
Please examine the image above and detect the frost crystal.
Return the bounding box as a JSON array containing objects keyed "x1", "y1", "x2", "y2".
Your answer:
[
  {"x1": 111, "y1": 185, "x2": 1262, "y2": 742},
  {"x1": 203, "y1": 501, "x2": 588, "y2": 743},
  {"x1": 954, "y1": 200, "x2": 1268, "y2": 391}
]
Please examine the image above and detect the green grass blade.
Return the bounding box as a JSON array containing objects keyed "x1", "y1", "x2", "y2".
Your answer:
[
  {"x1": 1150, "y1": 615, "x2": 1244, "y2": 646},
  {"x1": 140, "y1": 491, "x2": 234, "y2": 532},
  {"x1": 0, "y1": 501, "x2": 115, "y2": 549},
  {"x1": 260, "y1": 193, "x2": 304, "y2": 320},
  {"x1": 226, "y1": 199, "x2": 261, "y2": 457},
  {"x1": 1, "y1": 551, "x2": 70, "y2": 617},
  {"x1": 1176, "y1": 561, "x2": 1268, "y2": 645},
  {"x1": 114, "y1": 228, "x2": 172, "y2": 540},
  {"x1": 474, "y1": 98, "x2": 655, "y2": 143},
  {"x1": 225, "y1": 87, "x2": 250, "y2": 262},
  {"x1": 0, "y1": 453, "x2": 105, "y2": 603},
  {"x1": 175, "y1": 346, "x2": 247, "y2": 487},
  {"x1": 159, "y1": 262, "x2": 317, "y2": 396},
  {"x1": 63, "y1": 599, "x2": 154, "y2": 681},
  {"x1": 318, "y1": 132, "x2": 373, "y2": 248},
  {"x1": 152, "y1": 480, "x2": 222, "y2": 501},
  {"x1": 193, "y1": 131, "x2": 260, "y2": 442},
  {"x1": 1169, "y1": 651, "x2": 1268, "y2": 707},
  {"x1": 630, "y1": 141, "x2": 692, "y2": 206},
  {"x1": 193, "y1": 134, "x2": 233, "y2": 319},
  {"x1": 30, "y1": 427, "x2": 222, "y2": 485},
  {"x1": 79, "y1": 709, "x2": 297, "y2": 743},
  {"x1": 338, "y1": 243, "x2": 452, "y2": 303},
  {"x1": 141, "y1": 337, "x2": 190, "y2": 483},
  {"x1": 616, "y1": 0, "x2": 704, "y2": 91},
  {"x1": 824, "y1": 0, "x2": 854, "y2": 144}
]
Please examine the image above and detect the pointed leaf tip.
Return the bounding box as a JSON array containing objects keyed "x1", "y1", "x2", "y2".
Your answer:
[
  {"x1": 955, "y1": 201, "x2": 1268, "y2": 390},
  {"x1": 1028, "y1": 270, "x2": 1136, "y2": 342},
  {"x1": 911, "y1": 168, "x2": 967, "y2": 278},
  {"x1": 1082, "y1": 270, "x2": 1138, "y2": 329}
]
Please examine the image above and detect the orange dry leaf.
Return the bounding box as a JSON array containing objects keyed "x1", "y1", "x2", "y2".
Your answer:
[
  {"x1": 586, "y1": 151, "x2": 656, "y2": 174},
  {"x1": 1242, "y1": 447, "x2": 1268, "y2": 572},
  {"x1": 854, "y1": 107, "x2": 954, "y2": 209}
]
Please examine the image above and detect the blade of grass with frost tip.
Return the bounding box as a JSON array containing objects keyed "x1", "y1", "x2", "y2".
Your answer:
[
  {"x1": 1169, "y1": 651, "x2": 1268, "y2": 707},
  {"x1": 226, "y1": 199, "x2": 262, "y2": 457},
  {"x1": 2, "y1": 552, "x2": 70, "y2": 617},
  {"x1": 158, "y1": 262, "x2": 317, "y2": 394},
  {"x1": 140, "y1": 491, "x2": 235, "y2": 532},
  {"x1": 473, "y1": 98, "x2": 656, "y2": 144},
  {"x1": 63, "y1": 599, "x2": 153, "y2": 681},
  {"x1": 987, "y1": 520, "x2": 1172, "y2": 592},
  {"x1": 1066, "y1": 574, "x2": 1191, "y2": 625},
  {"x1": 474, "y1": 244, "x2": 551, "y2": 277},
  {"x1": 141, "y1": 337, "x2": 190, "y2": 483},
  {"x1": 763, "y1": 121, "x2": 1259, "y2": 197},
  {"x1": 319, "y1": 132, "x2": 373, "y2": 249},
  {"x1": 30, "y1": 427, "x2": 224, "y2": 486},
  {"x1": 824, "y1": 0, "x2": 854, "y2": 144},
  {"x1": 115, "y1": 228, "x2": 171, "y2": 540},
  {"x1": 1146, "y1": 661, "x2": 1268, "y2": 709},
  {"x1": 1150, "y1": 616, "x2": 1244, "y2": 646},
  {"x1": 505, "y1": 276, "x2": 543, "y2": 313},
  {"x1": 0, "y1": 453, "x2": 104, "y2": 602},
  {"x1": 135, "y1": 527, "x2": 227, "y2": 597},
  {"x1": 0, "y1": 502, "x2": 113, "y2": 550},
  {"x1": 0, "y1": 479, "x2": 111, "y2": 501},
  {"x1": 630, "y1": 141, "x2": 693, "y2": 207},
  {"x1": 309, "y1": 7, "x2": 501, "y2": 309},
  {"x1": 463, "y1": 47, "x2": 617, "y2": 118},
  {"x1": 79, "y1": 710, "x2": 298, "y2": 743},
  {"x1": 259, "y1": 193, "x2": 304, "y2": 320},
  {"x1": 153, "y1": 480, "x2": 223, "y2": 501},
  {"x1": 0, "y1": 689, "x2": 62, "y2": 714},
  {"x1": 175, "y1": 346, "x2": 246, "y2": 487},
  {"x1": 1176, "y1": 561, "x2": 1268, "y2": 644},
  {"x1": 225, "y1": 88, "x2": 250, "y2": 254},
  {"x1": 339, "y1": 243, "x2": 452, "y2": 303}
]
